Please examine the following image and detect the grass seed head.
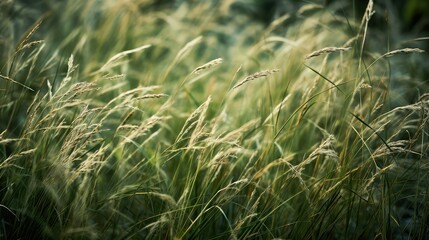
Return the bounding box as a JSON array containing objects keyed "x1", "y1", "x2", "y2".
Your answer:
[
  {"x1": 16, "y1": 17, "x2": 44, "y2": 52},
  {"x1": 306, "y1": 47, "x2": 351, "y2": 59},
  {"x1": 232, "y1": 69, "x2": 279, "y2": 89},
  {"x1": 192, "y1": 58, "x2": 223, "y2": 74},
  {"x1": 384, "y1": 48, "x2": 425, "y2": 57}
]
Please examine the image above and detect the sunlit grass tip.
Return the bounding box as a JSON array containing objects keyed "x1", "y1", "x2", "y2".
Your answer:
[
  {"x1": 232, "y1": 69, "x2": 279, "y2": 89},
  {"x1": 192, "y1": 58, "x2": 223, "y2": 74},
  {"x1": 305, "y1": 47, "x2": 351, "y2": 59}
]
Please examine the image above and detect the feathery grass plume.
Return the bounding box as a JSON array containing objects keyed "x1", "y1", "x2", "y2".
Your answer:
[
  {"x1": 305, "y1": 47, "x2": 351, "y2": 59},
  {"x1": 0, "y1": 148, "x2": 35, "y2": 170},
  {"x1": 16, "y1": 40, "x2": 45, "y2": 53},
  {"x1": 137, "y1": 93, "x2": 168, "y2": 100},
  {"x1": 358, "y1": 0, "x2": 374, "y2": 65},
  {"x1": 109, "y1": 190, "x2": 177, "y2": 208},
  {"x1": 359, "y1": 83, "x2": 372, "y2": 89},
  {"x1": 360, "y1": 48, "x2": 425, "y2": 76},
  {"x1": 192, "y1": 58, "x2": 223, "y2": 74},
  {"x1": 308, "y1": 135, "x2": 339, "y2": 162},
  {"x1": 102, "y1": 86, "x2": 161, "y2": 108},
  {"x1": 174, "y1": 96, "x2": 211, "y2": 147},
  {"x1": 57, "y1": 54, "x2": 75, "y2": 87},
  {"x1": 15, "y1": 16, "x2": 44, "y2": 52},
  {"x1": 189, "y1": 96, "x2": 211, "y2": 146},
  {"x1": 372, "y1": 140, "x2": 418, "y2": 159},
  {"x1": 96, "y1": 86, "x2": 162, "y2": 124},
  {"x1": 364, "y1": 0, "x2": 375, "y2": 21},
  {"x1": 253, "y1": 155, "x2": 295, "y2": 180},
  {"x1": 99, "y1": 44, "x2": 151, "y2": 71},
  {"x1": 383, "y1": 48, "x2": 425, "y2": 57},
  {"x1": 160, "y1": 36, "x2": 204, "y2": 85},
  {"x1": 359, "y1": 0, "x2": 375, "y2": 31},
  {"x1": 232, "y1": 69, "x2": 279, "y2": 89},
  {"x1": 101, "y1": 73, "x2": 126, "y2": 81}
]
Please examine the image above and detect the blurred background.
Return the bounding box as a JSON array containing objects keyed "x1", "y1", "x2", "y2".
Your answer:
[{"x1": 3, "y1": 0, "x2": 429, "y2": 31}]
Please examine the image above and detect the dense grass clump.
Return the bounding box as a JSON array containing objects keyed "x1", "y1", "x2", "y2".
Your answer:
[{"x1": 1, "y1": 0, "x2": 428, "y2": 239}]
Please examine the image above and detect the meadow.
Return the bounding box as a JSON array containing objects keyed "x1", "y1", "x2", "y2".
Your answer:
[{"x1": 1, "y1": 0, "x2": 428, "y2": 239}]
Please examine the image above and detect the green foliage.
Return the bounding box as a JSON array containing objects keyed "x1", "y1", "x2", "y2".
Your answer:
[{"x1": 1, "y1": 0, "x2": 428, "y2": 239}]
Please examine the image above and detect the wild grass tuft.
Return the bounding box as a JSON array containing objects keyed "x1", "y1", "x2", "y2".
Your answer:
[{"x1": 1, "y1": 0, "x2": 428, "y2": 239}]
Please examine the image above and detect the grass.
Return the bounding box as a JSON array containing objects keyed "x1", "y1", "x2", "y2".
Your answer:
[{"x1": 1, "y1": 0, "x2": 428, "y2": 239}]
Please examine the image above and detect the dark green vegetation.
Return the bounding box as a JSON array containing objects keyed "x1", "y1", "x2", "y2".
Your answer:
[{"x1": 1, "y1": 0, "x2": 429, "y2": 239}]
